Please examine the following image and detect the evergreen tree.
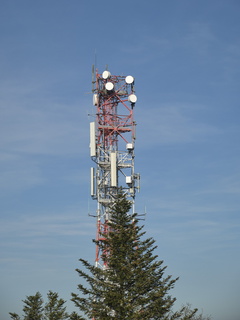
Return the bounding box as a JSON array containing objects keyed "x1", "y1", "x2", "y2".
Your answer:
[
  {"x1": 71, "y1": 191, "x2": 188, "y2": 320},
  {"x1": 9, "y1": 291, "x2": 70, "y2": 320},
  {"x1": 22, "y1": 292, "x2": 44, "y2": 320},
  {"x1": 44, "y1": 291, "x2": 68, "y2": 320},
  {"x1": 9, "y1": 292, "x2": 43, "y2": 320}
]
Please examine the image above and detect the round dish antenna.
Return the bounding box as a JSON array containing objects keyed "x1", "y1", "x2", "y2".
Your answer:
[
  {"x1": 102, "y1": 70, "x2": 111, "y2": 79},
  {"x1": 128, "y1": 94, "x2": 137, "y2": 103},
  {"x1": 105, "y1": 82, "x2": 114, "y2": 91},
  {"x1": 125, "y1": 75, "x2": 134, "y2": 84}
]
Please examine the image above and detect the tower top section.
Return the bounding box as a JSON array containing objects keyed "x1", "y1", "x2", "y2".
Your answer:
[
  {"x1": 91, "y1": 68, "x2": 137, "y2": 150},
  {"x1": 90, "y1": 68, "x2": 140, "y2": 214}
]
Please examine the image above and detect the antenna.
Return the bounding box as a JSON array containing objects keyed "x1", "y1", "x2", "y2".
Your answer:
[
  {"x1": 91, "y1": 64, "x2": 95, "y2": 93},
  {"x1": 89, "y1": 68, "x2": 140, "y2": 269}
]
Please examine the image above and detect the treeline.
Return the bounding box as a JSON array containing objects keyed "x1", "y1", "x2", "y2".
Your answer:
[{"x1": 10, "y1": 291, "x2": 80, "y2": 320}]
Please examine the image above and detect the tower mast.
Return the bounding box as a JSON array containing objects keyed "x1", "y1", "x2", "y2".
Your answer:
[{"x1": 90, "y1": 68, "x2": 140, "y2": 268}]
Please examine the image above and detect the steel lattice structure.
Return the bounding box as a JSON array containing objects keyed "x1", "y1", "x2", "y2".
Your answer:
[{"x1": 89, "y1": 68, "x2": 140, "y2": 268}]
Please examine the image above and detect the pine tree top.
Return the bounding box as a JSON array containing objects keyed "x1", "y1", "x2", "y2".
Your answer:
[{"x1": 72, "y1": 191, "x2": 179, "y2": 320}]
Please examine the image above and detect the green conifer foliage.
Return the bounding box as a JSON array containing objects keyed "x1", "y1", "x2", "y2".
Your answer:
[
  {"x1": 9, "y1": 291, "x2": 69, "y2": 320},
  {"x1": 9, "y1": 313, "x2": 21, "y2": 320},
  {"x1": 44, "y1": 291, "x2": 68, "y2": 320},
  {"x1": 22, "y1": 292, "x2": 44, "y2": 320},
  {"x1": 72, "y1": 192, "x2": 179, "y2": 320}
]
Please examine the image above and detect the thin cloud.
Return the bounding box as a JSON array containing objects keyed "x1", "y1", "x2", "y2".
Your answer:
[
  {"x1": 0, "y1": 102, "x2": 88, "y2": 156},
  {"x1": 0, "y1": 150, "x2": 47, "y2": 193},
  {"x1": 0, "y1": 77, "x2": 90, "y2": 193},
  {"x1": 196, "y1": 173, "x2": 240, "y2": 196},
  {"x1": 120, "y1": 21, "x2": 218, "y2": 61},
  {"x1": 181, "y1": 22, "x2": 217, "y2": 54},
  {"x1": 138, "y1": 103, "x2": 221, "y2": 146},
  {"x1": 0, "y1": 211, "x2": 94, "y2": 239}
]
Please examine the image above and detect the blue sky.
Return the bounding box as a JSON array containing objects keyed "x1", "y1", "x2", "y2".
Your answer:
[{"x1": 0, "y1": 1, "x2": 240, "y2": 319}]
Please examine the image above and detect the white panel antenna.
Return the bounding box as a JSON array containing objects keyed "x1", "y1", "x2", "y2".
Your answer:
[
  {"x1": 90, "y1": 167, "x2": 96, "y2": 197},
  {"x1": 110, "y1": 151, "x2": 117, "y2": 187},
  {"x1": 89, "y1": 122, "x2": 96, "y2": 157}
]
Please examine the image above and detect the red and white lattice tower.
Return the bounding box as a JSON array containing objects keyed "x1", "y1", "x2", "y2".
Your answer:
[{"x1": 89, "y1": 68, "x2": 140, "y2": 268}]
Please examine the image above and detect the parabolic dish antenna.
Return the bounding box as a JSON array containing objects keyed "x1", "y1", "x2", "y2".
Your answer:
[
  {"x1": 102, "y1": 70, "x2": 111, "y2": 79},
  {"x1": 105, "y1": 82, "x2": 114, "y2": 91},
  {"x1": 128, "y1": 94, "x2": 137, "y2": 103},
  {"x1": 125, "y1": 75, "x2": 134, "y2": 84}
]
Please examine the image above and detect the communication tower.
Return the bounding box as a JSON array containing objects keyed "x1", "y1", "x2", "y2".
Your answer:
[{"x1": 89, "y1": 67, "x2": 140, "y2": 268}]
